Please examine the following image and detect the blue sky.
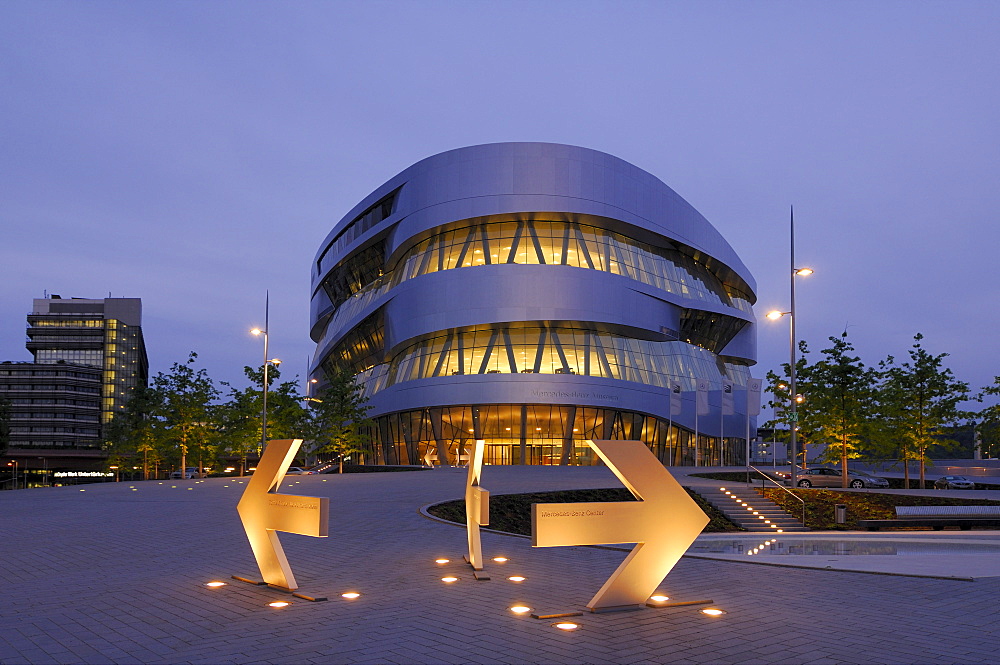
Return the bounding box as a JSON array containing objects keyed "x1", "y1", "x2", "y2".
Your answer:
[{"x1": 2, "y1": 1, "x2": 998, "y2": 408}]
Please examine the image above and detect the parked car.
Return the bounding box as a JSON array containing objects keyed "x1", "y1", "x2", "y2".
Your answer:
[
  {"x1": 284, "y1": 467, "x2": 313, "y2": 475},
  {"x1": 784, "y1": 468, "x2": 889, "y2": 489},
  {"x1": 934, "y1": 475, "x2": 976, "y2": 490},
  {"x1": 169, "y1": 467, "x2": 198, "y2": 479}
]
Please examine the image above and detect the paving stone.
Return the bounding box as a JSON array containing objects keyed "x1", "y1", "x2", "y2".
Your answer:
[{"x1": 3, "y1": 466, "x2": 1000, "y2": 664}]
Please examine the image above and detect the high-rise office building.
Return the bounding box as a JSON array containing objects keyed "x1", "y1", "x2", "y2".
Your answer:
[{"x1": 26, "y1": 297, "x2": 148, "y2": 424}]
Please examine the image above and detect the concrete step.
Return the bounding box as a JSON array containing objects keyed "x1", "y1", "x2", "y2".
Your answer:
[{"x1": 693, "y1": 485, "x2": 809, "y2": 532}]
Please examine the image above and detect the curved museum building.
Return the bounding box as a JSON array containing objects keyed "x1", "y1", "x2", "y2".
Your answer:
[{"x1": 310, "y1": 143, "x2": 757, "y2": 467}]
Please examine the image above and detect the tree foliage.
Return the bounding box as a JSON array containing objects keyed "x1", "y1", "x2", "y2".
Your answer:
[
  {"x1": 304, "y1": 367, "x2": 373, "y2": 472},
  {"x1": 978, "y1": 376, "x2": 1000, "y2": 459},
  {"x1": 877, "y1": 334, "x2": 970, "y2": 488},
  {"x1": 150, "y1": 352, "x2": 220, "y2": 477},
  {"x1": 216, "y1": 364, "x2": 309, "y2": 473},
  {"x1": 799, "y1": 333, "x2": 878, "y2": 486}
]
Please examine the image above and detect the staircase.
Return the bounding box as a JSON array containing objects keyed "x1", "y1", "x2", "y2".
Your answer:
[{"x1": 694, "y1": 485, "x2": 809, "y2": 532}]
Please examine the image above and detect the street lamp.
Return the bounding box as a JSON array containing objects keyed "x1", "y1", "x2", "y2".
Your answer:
[
  {"x1": 250, "y1": 326, "x2": 282, "y2": 455},
  {"x1": 7, "y1": 460, "x2": 17, "y2": 491},
  {"x1": 766, "y1": 207, "x2": 812, "y2": 489}
]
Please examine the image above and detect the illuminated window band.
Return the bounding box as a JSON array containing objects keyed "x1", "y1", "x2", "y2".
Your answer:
[
  {"x1": 353, "y1": 404, "x2": 743, "y2": 467},
  {"x1": 319, "y1": 219, "x2": 753, "y2": 343},
  {"x1": 337, "y1": 324, "x2": 748, "y2": 399}
]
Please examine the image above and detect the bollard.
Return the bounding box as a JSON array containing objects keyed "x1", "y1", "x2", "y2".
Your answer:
[{"x1": 835, "y1": 504, "x2": 847, "y2": 524}]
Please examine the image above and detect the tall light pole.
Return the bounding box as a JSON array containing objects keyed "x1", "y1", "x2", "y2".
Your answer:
[
  {"x1": 766, "y1": 207, "x2": 812, "y2": 489},
  {"x1": 250, "y1": 293, "x2": 281, "y2": 457},
  {"x1": 7, "y1": 460, "x2": 17, "y2": 490}
]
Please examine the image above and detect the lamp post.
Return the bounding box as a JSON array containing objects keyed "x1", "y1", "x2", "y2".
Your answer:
[
  {"x1": 250, "y1": 329, "x2": 282, "y2": 455},
  {"x1": 251, "y1": 295, "x2": 282, "y2": 458},
  {"x1": 7, "y1": 460, "x2": 17, "y2": 490},
  {"x1": 766, "y1": 207, "x2": 812, "y2": 489}
]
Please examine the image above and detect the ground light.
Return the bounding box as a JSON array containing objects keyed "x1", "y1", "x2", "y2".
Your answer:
[
  {"x1": 341, "y1": 592, "x2": 360, "y2": 599},
  {"x1": 700, "y1": 608, "x2": 727, "y2": 616},
  {"x1": 552, "y1": 622, "x2": 580, "y2": 631},
  {"x1": 441, "y1": 576, "x2": 458, "y2": 583},
  {"x1": 649, "y1": 595, "x2": 670, "y2": 603},
  {"x1": 509, "y1": 605, "x2": 532, "y2": 614},
  {"x1": 492, "y1": 556, "x2": 508, "y2": 563},
  {"x1": 268, "y1": 601, "x2": 290, "y2": 608},
  {"x1": 205, "y1": 582, "x2": 227, "y2": 588},
  {"x1": 507, "y1": 576, "x2": 526, "y2": 582},
  {"x1": 435, "y1": 558, "x2": 449, "y2": 564}
]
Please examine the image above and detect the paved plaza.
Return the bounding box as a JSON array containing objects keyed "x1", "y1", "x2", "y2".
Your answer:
[{"x1": 3, "y1": 465, "x2": 1000, "y2": 664}]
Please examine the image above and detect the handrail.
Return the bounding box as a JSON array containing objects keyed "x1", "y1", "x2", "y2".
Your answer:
[{"x1": 747, "y1": 464, "x2": 806, "y2": 525}]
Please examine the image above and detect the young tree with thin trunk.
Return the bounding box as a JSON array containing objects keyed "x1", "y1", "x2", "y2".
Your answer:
[
  {"x1": 976, "y1": 377, "x2": 1000, "y2": 459},
  {"x1": 151, "y1": 352, "x2": 219, "y2": 478},
  {"x1": 878, "y1": 334, "x2": 969, "y2": 489},
  {"x1": 305, "y1": 368, "x2": 373, "y2": 473},
  {"x1": 802, "y1": 333, "x2": 878, "y2": 487}
]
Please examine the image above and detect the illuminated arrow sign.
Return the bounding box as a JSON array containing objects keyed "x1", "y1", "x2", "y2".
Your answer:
[
  {"x1": 237, "y1": 439, "x2": 329, "y2": 590},
  {"x1": 532, "y1": 440, "x2": 709, "y2": 611},
  {"x1": 465, "y1": 439, "x2": 489, "y2": 572}
]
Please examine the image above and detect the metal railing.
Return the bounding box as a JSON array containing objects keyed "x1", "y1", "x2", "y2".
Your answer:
[{"x1": 747, "y1": 464, "x2": 806, "y2": 525}]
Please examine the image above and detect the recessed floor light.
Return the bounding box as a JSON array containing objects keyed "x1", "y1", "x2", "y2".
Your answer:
[
  {"x1": 701, "y1": 608, "x2": 726, "y2": 616},
  {"x1": 441, "y1": 576, "x2": 459, "y2": 583},
  {"x1": 268, "y1": 601, "x2": 290, "y2": 608},
  {"x1": 341, "y1": 592, "x2": 360, "y2": 599},
  {"x1": 553, "y1": 621, "x2": 579, "y2": 631},
  {"x1": 648, "y1": 595, "x2": 670, "y2": 602},
  {"x1": 507, "y1": 576, "x2": 526, "y2": 582},
  {"x1": 509, "y1": 605, "x2": 532, "y2": 614},
  {"x1": 492, "y1": 557, "x2": 508, "y2": 563},
  {"x1": 435, "y1": 558, "x2": 450, "y2": 564},
  {"x1": 205, "y1": 581, "x2": 227, "y2": 588}
]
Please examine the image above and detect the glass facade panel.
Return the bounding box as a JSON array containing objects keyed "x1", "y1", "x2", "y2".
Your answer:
[
  {"x1": 362, "y1": 323, "x2": 748, "y2": 398},
  {"x1": 319, "y1": 219, "x2": 754, "y2": 336},
  {"x1": 350, "y1": 404, "x2": 744, "y2": 469}
]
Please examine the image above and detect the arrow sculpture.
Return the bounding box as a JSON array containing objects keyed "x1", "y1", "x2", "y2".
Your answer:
[
  {"x1": 236, "y1": 439, "x2": 329, "y2": 590},
  {"x1": 464, "y1": 439, "x2": 489, "y2": 572},
  {"x1": 532, "y1": 439, "x2": 709, "y2": 610}
]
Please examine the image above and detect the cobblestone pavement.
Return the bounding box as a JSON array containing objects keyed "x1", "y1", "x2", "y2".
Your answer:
[{"x1": 2, "y1": 465, "x2": 999, "y2": 664}]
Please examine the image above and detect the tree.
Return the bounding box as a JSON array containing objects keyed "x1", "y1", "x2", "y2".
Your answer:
[
  {"x1": 305, "y1": 368, "x2": 373, "y2": 473},
  {"x1": 976, "y1": 377, "x2": 1000, "y2": 459},
  {"x1": 217, "y1": 364, "x2": 310, "y2": 474},
  {"x1": 878, "y1": 334, "x2": 970, "y2": 489},
  {"x1": 103, "y1": 386, "x2": 161, "y2": 480},
  {"x1": 799, "y1": 333, "x2": 878, "y2": 486},
  {"x1": 151, "y1": 352, "x2": 219, "y2": 478}
]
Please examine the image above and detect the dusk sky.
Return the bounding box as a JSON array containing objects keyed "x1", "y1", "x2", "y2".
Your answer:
[{"x1": 3, "y1": 1, "x2": 998, "y2": 410}]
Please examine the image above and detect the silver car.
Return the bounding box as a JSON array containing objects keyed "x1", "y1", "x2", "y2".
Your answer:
[
  {"x1": 934, "y1": 475, "x2": 976, "y2": 490},
  {"x1": 786, "y1": 468, "x2": 889, "y2": 489}
]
